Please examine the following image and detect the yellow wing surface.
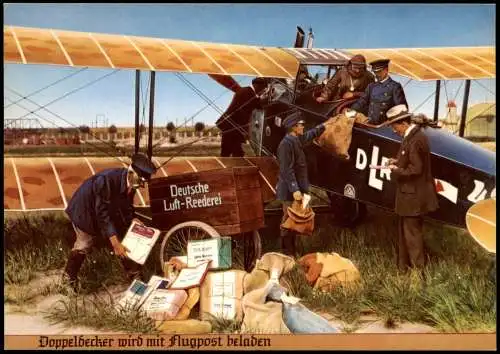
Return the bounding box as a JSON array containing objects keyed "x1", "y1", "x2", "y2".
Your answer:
[
  {"x1": 3, "y1": 157, "x2": 279, "y2": 211},
  {"x1": 466, "y1": 198, "x2": 496, "y2": 254},
  {"x1": 4, "y1": 25, "x2": 495, "y2": 81}
]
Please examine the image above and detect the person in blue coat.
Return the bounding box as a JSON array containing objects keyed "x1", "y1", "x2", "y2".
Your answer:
[
  {"x1": 63, "y1": 153, "x2": 156, "y2": 291},
  {"x1": 276, "y1": 111, "x2": 326, "y2": 256},
  {"x1": 350, "y1": 59, "x2": 408, "y2": 125}
]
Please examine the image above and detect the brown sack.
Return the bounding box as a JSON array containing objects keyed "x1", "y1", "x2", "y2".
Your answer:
[
  {"x1": 314, "y1": 252, "x2": 361, "y2": 292},
  {"x1": 281, "y1": 201, "x2": 315, "y2": 236},
  {"x1": 314, "y1": 112, "x2": 368, "y2": 160},
  {"x1": 241, "y1": 283, "x2": 290, "y2": 334},
  {"x1": 243, "y1": 253, "x2": 296, "y2": 294}
]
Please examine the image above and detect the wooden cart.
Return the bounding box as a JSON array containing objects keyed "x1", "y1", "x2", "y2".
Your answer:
[{"x1": 148, "y1": 165, "x2": 266, "y2": 271}]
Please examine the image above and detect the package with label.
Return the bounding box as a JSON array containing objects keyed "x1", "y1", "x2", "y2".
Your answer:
[
  {"x1": 116, "y1": 279, "x2": 149, "y2": 310},
  {"x1": 116, "y1": 275, "x2": 170, "y2": 311},
  {"x1": 199, "y1": 270, "x2": 246, "y2": 321},
  {"x1": 187, "y1": 237, "x2": 232, "y2": 270},
  {"x1": 121, "y1": 221, "x2": 161, "y2": 265},
  {"x1": 142, "y1": 286, "x2": 188, "y2": 321}
]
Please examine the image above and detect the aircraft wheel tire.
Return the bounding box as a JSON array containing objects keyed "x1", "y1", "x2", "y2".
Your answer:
[{"x1": 327, "y1": 193, "x2": 367, "y2": 227}]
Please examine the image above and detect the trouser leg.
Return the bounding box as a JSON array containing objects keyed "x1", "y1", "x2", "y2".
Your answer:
[
  {"x1": 403, "y1": 216, "x2": 425, "y2": 269},
  {"x1": 64, "y1": 224, "x2": 94, "y2": 289},
  {"x1": 397, "y1": 216, "x2": 411, "y2": 271},
  {"x1": 220, "y1": 135, "x2": 231, "y2": 157},
  {"x1": 233, "y1": 141, "x2": 245, "y2": 157},
  {"x1": 280, "y1": 201, "x2": 296, "y2": 257}
]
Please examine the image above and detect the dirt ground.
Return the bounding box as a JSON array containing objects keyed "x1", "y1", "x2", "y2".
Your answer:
[{"x1": 4, "y1": 271, "x2": 437, "y2": 335}]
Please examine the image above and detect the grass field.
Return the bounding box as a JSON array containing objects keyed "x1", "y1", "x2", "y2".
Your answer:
[
  {"x1": 3, "y1": 142, "x2": 254, "y2": 157},
  {"x1": 4, "y1": 207, "x2": 496, "y2": 334}
]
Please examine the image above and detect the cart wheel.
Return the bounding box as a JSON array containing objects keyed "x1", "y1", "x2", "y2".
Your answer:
[
  {"x1": 159, "y1": 221, "x2": 262, "y2": 272},
  {"x1": 159, "y1": 221, "x2": 220, "y2": 267},
  {"x1": 234, "y1": 230, "x2": 262, "y2": 273}
]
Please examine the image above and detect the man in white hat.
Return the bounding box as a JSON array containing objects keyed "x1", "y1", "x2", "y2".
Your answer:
[{"x1": 385, "y1": 105, "x2": 439, "y2": 272}]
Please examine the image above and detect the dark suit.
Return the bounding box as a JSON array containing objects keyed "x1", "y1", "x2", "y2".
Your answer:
[
  {"x1": 216, "y1": 86, "x2": 262, "y2": 157},
  {"x1": 66, "y1": 168, "x2": 135, "y2": 239},
  {"x1": 351, "y1": 77, "x2": 408, "y2": 125},
  {"x1": 64, "y1": 168, "x2": 140, "y2": 283},
  {"x1": 391, "y1": 126, "x2": 439, "y2": 270}
]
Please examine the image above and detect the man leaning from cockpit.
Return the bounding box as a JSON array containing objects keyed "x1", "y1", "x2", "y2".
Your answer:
[{"x1": 316, "y1": 54, "x2": 375, "y2": 104}]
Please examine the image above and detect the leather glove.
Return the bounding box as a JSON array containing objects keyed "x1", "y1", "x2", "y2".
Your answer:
[{"x1": 293, "y1": 191, "x2": 303, "y2": 201}]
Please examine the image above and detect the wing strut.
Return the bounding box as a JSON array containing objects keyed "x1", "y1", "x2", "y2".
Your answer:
[
  {"x1": 148, "y1": 71, "x2": 156, "y2": 160},
  {"x1": 433, "y1": 80, "x2": 441, "y2": 122},
  {"x1": 134, "y1": 70, "x2": 141, "y2": 154},
  {"x1": 458, "y1": 79, "x2": 471, "y2": 137}
]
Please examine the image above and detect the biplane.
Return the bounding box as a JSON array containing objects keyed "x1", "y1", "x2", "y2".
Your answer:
[{"x1": 3, "y1": 25, "x2": 496, "y2": 260}]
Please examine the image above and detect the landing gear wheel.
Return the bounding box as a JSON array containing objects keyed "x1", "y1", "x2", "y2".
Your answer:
[
  {"x1": 159, "y1": 221, "x2": 261, "y2": 272},
  {"x1": 327, "y1": 193, "x2": 367, "y2": 227}
]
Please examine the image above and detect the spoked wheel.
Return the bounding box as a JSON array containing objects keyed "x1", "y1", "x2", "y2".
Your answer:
[
  {"x1": 232, "y1": 230, "x2": 262, "y2": 272},
  {"x1": 159, "y1": 221, "x2": 262, "y2": 272},
  {"x1": 327, "y1": 193, "x2": 367, "y2": 228}
]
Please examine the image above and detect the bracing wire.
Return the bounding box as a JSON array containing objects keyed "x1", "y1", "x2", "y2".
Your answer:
[
  {"x1": 11, "y1": 69, "x2": 120, "y2": 122},
  {"x1": 472, "y1": 80, "x2": 495, "y2": 96},
  {"x1": 151, "y1": 80, "x2": 236, "y2": 152},
  {"x1": 5, "y1": 86, "x2": 122, "y2": 152},
  {"x1": 4, "y1": 95, "x2": 127, "y2": 163},
  {"x1": 4, "y1": 67, "x2": 88, "y2": 109}
]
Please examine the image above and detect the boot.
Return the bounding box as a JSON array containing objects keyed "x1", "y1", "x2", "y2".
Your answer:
[
  {"x1": 120, "y1": 257, "x2": 143, "y2": 282},
  {"x1": 281, "y1": 234, "x2": 297, "y2": 258},
  {"x1": 63, "y1": 250, "x2": 86, "y2": 291}
]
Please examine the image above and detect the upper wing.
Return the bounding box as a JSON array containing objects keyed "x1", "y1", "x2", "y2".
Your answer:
[
  {"x1": 4, "y1": 25, "x2": 299, "y2": 79},
  {"x1": 4, "y1": 25, "x2": 495, "y2": 82},
  {"x1": 343, "y1": 47, "x2": 495, "y2": 81}
]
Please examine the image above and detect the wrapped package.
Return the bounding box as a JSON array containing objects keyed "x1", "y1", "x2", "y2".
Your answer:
[
  {"x1": 142, "y1": 288, "x2": 188, "y2": 321},
  {"x1": 187, "y1": 237, "x2": 232, "y2": 270},
  {"x1": 199, "y1": 270, "x2": 246, "y2": 321}
]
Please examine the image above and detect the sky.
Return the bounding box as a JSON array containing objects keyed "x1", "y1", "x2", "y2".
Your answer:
[{"x1": 3, "y1": 3, "x2": 496, "y2": 129}]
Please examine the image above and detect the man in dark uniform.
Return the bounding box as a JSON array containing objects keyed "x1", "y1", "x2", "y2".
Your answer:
[
  {"x1": 350, "y1": 59, "x2": 408, "y2": 125},
  {"x1": 316, "y1": 54, "x2": 375, "y2": 103},
  {"x1": 276, "y1": 111, "x2": 326, "y2": 256},
  {"x1": 216, "y1": 77, "x2": 268, "y2": 157},
  {"x1": 63, "y1": 153, "x2": 157, "y2": 290},
  {"x1": 385, "y1": 105, "x2": 439, "y2": 272}
]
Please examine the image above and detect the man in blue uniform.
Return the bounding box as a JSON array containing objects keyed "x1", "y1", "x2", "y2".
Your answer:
[
  {"x1": 350, "y1": 59, "x2": 408, "y2": 125},
  {"x1": 63, "y1": 153, "x2": 157, "y2": 291},
  {"x1": 276, "y1": 111, "x2": 326, "y2": 256}
]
